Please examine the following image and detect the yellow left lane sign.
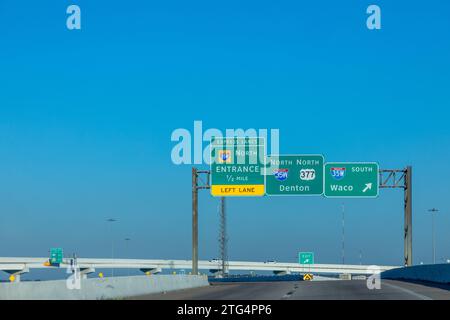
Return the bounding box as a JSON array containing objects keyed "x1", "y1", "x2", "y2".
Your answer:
[{"x1": 211, "y1": 185, "x2": 265, "y2": 196}]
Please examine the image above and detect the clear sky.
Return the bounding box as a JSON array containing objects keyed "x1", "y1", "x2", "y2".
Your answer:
[{"x1": 0, "y1": 1, "x2": 449, "y2": 279}]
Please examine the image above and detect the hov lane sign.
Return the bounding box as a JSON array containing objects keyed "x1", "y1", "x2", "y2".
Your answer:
[
  {"x1": 324, "y1": 162, "x2": 379, "y2": 198},
  {"x1": 211, "y1": 137, "x2": 265, "y2": 197}
]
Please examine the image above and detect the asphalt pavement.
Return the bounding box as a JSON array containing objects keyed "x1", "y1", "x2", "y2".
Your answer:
[{"x1": 130, "y1": 279, "x2": 450, "y2": 300}]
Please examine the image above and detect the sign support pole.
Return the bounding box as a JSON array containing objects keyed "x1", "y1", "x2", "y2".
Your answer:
[
  {"x1": 379, "y1": 167, "x2": 413, "y2": 267},
  {"x1": 219, "y1": 197, "x2": 228, "y2": 277},
  {"x1": 192, "y1": 168, "x2": 211, "y2": 275},
  {"x1": 404, "y1": 166, "x2": 412, "y2": 267},
  {"x1": 192, "y1": 168, "x2": 199, "y2": 275}
]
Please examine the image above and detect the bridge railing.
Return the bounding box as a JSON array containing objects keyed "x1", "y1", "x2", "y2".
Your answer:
[{"x1": 0, "y1": 257, "x2": 399, "y2": 282}]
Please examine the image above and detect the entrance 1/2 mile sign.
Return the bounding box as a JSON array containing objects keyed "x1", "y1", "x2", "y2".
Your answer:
[
  {"x1": 324, "y1": 162, "x2": 379, "y2": 198},
  {"x1": 265, "y1": 155, "x2": 324, "y2": 196},
  {"x1": 210, "y1": 137, "x2": 265, "y2": 197}
]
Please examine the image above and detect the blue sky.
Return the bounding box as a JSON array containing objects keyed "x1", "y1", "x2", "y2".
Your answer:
[{"x1": 0, "y1": 1, "x2": 449, "y2": 279}]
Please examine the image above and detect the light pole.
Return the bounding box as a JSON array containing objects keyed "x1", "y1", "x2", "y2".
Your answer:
[
  {"x1": 124, "y1": 238, "x2": 131, "y2": 257},
  {"x1": 106, "y1": 218, "x2": 117, "y2": 277},
  {"x1": 341, "y1": 203, "x2": 345, "y2": 265},
  {"x1": 427, "y1": 209, "x2": 438, "y2": 264},
  {"x1": 124, "y1": 238, "x2": 131, "y2": 276}
]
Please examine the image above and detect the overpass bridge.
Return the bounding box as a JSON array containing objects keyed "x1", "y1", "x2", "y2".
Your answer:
[{"x1": 0, "y1": 257, "x2": 399, "y2": 282}]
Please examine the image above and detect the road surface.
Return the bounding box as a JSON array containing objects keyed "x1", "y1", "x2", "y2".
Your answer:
[{"x1": 130, "y1": 280, "x2": 450, "y2": 300}]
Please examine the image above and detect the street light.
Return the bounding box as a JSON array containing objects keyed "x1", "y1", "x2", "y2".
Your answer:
[
  {"x1": 341, "y1": 203, "x2": 345, "y2": 265},
  {"x1": 124, "y1": 238, "x2": 131, "y2": 256},
  {"x1": 106, "y1": 218, "x2": 118, "y2": 277},
  {"x1": 124, "y1": 238, "x2": 131, "y2": 276},
  {"x1": 427, "y1": 209, "x2": 438, "y2": 264}
]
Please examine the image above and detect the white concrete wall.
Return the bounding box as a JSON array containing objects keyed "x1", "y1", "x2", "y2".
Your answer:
[
  {"x1": 0, "y1": 275, "x2": 209, "y2": 300},
  {"x1": 381, "y1": 264, "x2": 450, "y2": 284}
]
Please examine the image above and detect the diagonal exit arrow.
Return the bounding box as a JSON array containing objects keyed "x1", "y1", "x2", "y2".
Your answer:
[{"x1": 362, "y1": 183, "x2": 373, "y2": 193}]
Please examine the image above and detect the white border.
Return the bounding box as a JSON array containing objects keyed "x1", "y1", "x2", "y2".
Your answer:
[{"x1": 323, "y1": 162, "x2": 380, "y2": 199}]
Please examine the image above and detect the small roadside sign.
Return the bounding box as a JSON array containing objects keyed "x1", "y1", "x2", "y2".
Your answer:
[
  {"x1": 303, "y1": 273, "x2": 314, "y2": 281},
  {"x1": 50, "y1": 248, "x2": 64, "y2": 264},
  {"x1": 299, "y1": 252, "x2": 314, "y2": 265}
]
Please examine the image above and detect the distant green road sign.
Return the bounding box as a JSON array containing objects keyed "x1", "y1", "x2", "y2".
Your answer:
[
  {"x1": 265, "y1": 155, "x2": 324, "y2": 196},
  {"x1": 211, "y1": 137, "x2": 265, "y2": 197},
  {"x1": 299, "y1": 252, "x2": 314, "y2": 265},
  {"x1": 50, "y1": 248, "x2": 63, "y2": 264},
  {"x1": 324, "y1": 162, "x2": 379, "y2": 198}
]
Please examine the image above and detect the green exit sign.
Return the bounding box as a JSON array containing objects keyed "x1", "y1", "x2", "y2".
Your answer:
[
  {"x1": 324, "y1": 162, "x2": 379, "y2": 198},
  {"x1": 299, "y1": 252, "x2": 314, "y2": 265},
  {"x1": 50, "y1": 248, "x2": 64, "y2": 264}
]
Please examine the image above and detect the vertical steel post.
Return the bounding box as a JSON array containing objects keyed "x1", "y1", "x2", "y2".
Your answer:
[
  {"x1": 342, "y1": 203, "x2": 345, "y2": 265},
  {"x1": 192, "y1": 168, "x2": 199, "y2": 275},
  {"x1": 427, "y1": 208, "x2": 438, "y2": 264},
  {"x1": 404, "y1": 166, "x2": 413, "y2": 266},
  {"x1": 432, "y1": 211, "x2": 436, "y2": 264},
  {"x1": 219, "y1": 197, "x2": 228, "y2": 277}
]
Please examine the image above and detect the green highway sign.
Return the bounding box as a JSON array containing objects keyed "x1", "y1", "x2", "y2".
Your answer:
[
  {"x1": 324, "y1": 162, "x2": 379, "y2": 198},
  {"x1": 265, "y1": 155, "x2": 324, "y2": 196},
  {"x1": 299, "y1": 252, "x2": 314, "y2": 265},
  {"x1": 210, "y1": 137, "x2": 265, "y2": 197},
  {"x1": 50, "y1": 248, "x2": 63, "y2": 264}
]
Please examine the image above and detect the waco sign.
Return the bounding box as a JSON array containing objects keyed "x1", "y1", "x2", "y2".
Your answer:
[{"x1": 324, "y1": 162, "x2": 379, "y2": 198}]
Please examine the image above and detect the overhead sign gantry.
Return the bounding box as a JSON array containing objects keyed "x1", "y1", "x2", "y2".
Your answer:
[{"x1": 191, "y1": 136, "x2": 413, "y2": 276}]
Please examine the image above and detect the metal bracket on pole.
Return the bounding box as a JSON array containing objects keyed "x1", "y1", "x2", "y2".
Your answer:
[
  {"x1": 405, "y1": 166, "x2": 413, "y2": 267},
  {"x1": 192, "y1": 168, "x2": 211, "y2": 275},
  {"x1": 379, "y1": 167, "x2": 413, "y2": 266}
]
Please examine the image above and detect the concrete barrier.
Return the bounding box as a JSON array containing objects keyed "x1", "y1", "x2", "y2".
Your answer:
[
  {"x1": 381, "y1": 264, "x2": 450, "y2": 284},
  {"x1": 0, "y1": 275, "x2": 209, "y2": 300}
]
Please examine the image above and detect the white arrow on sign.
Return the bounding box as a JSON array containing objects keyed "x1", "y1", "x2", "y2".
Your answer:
[{"x1": 362, "y1": 183, "x2": 373, "y2": 193}]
